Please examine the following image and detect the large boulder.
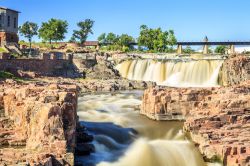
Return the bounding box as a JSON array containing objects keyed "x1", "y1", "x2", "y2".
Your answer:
[
  {"x1": 0, "y1": 83, "x2": 78, "y2": 165},
  {"x1": 219, "y1": 55, "x2": 250, "y2": 86}
]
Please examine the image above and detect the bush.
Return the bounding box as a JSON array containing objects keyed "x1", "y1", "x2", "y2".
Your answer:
[
  {"x1": 66, "y1": 49, "x2": 73, "y2": 53},
  {"x1": 0, "y1": 47, "x2": 7, "y2": 53},
  {"x1": 0, "y1": 71, "x2": 14, "y2": 79}
]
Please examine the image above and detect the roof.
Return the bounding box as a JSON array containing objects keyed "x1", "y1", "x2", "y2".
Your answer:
[
  {"x1": 83, "y1": 41, "x2": 99, "y2": 46},
  {"x1": 0, "y1": 7, "x2": 20, "y2": 13}
]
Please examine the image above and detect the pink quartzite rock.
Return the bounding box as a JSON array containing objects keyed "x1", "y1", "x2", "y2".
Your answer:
[
  {"x1": 141, "y1": 81, "x2": 250, "y2": 166},
  {"x1": 0, "y1": 82, "x2": 78, "y2": 165}
]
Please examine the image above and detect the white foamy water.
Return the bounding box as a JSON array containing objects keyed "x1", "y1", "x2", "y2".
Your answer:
[
  {"x1": 76, "y1": 92, "x2": 220, "y2": 166},
  {"x1": 116, "y1": 57, "x2": 224, "y2": 87}
]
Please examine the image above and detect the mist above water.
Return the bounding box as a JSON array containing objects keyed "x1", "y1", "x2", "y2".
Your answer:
[{"x1": 77, "y1": 91, "x2": 208, "y2": 166}]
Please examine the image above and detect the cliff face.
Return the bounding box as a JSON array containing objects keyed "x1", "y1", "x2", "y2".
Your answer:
[
  {"x1": 141, "y1": 81, "x2": 250, "y2": 166},
  {"x1": 219, "y1": 55, "x2": 250, "y2": 86},
  {"x1": 0, "y1": 82, "x2": 78, "y2": 165},
  {"x1": 141, "y1": 87, "x2": 213, "y2": 120}
]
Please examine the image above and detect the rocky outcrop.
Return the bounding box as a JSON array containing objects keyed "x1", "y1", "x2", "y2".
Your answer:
[
  {"x1": 219, "y1": 55, "x2": 250, "y2": 86},
  {"x1": 141, "y1": 82, "x2": 250, "y2": 166},
  {"x1": 36, "y1": 77, "x2": 156, "y2": 93},
  {"x1": 141, "y1": 87, "x2": 213, "y2": 120},
  {"x1": 85, "y1": 60, "x2": 120, "y2": 80},
  {"x1": 79, "y1": 79, "x2": 156, "y2": 93},
  {"x1": 0, "y1": 82, "x2": 79, "y2": 165}
]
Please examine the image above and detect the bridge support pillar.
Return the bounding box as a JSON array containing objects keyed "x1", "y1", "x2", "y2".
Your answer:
[
  {"x1": 177, "y1": 44, "x2": 182, "y2": 54},
  {"x1": 203, "y1": 44, "x2": 209, "y2": 54},
  {"x1": 230, "y1": 45, "x2": 235, "y2": 54}
]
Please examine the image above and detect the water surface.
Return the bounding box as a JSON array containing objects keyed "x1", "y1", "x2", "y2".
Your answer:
[{"x1": 76, "y1": 91, "x2": 207, "y2": 166}]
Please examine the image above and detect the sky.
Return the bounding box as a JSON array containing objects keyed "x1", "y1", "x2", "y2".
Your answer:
[{"x1": 1, "y1": 0, "x2": 250, "y2": 42}]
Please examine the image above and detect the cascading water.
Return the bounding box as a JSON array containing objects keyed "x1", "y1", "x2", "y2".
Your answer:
[
  {"x1": 76, "y1": 91, "x2": 221, "y2": 166},
  {"x1": 116, "y1": 57, "x2": 224, "y2": 87}
]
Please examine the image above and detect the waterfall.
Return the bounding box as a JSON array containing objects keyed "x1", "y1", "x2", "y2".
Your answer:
[{"x1": 116, "y1": 58, "x2": 224, "y2": 87}]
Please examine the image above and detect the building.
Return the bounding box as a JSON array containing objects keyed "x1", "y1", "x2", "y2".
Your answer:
[
  {"x1": 83, "y1": 41, "x2": 99, "y2": 49},
  {"x1": 0, "y1": 7, "x2": 19, "y2": 46}
]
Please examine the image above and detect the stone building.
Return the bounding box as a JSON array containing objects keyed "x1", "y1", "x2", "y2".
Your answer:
[{"x1": 0, "y1": 7, "x2": 19, "y2": 46}]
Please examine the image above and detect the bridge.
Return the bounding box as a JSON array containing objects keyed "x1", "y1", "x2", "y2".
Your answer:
[
  {"x1": 97, "y1": 37, "x2": 250, "y2": 54},
  {"x1": 176, "y1": 37, "x2": 250, "y2": 54}
]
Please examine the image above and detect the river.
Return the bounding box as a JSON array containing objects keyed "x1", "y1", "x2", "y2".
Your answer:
[{"x1": 76, "y1": 91, "x2": 215, "y2": 166}]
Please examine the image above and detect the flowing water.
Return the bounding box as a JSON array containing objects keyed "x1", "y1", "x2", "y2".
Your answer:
[
  {"x1": 116, "y1": 57, "x2": 224, "y2": 87},
  {"x1": 77, "y1": 91, "x2": 209, "y2": 166}
]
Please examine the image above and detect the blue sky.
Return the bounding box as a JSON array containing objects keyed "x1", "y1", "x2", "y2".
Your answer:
[{"x1": 1, "y1": 0, "x2": 250, "y2": 42}]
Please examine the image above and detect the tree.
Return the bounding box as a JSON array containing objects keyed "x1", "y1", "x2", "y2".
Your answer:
[
  {"x1": 69, "y1": 36, "x2": 76, "y2": 43},
  {"x1": 117, "y1": 34, "x2": 135, "y2": 48},
  {"x1": 215, "y1": 45, "x2": 227, "y2": 54},
  {"x1": 183, "y1": 46, "x2": 195, "y2": 54},
  {"x1": 138, "y1": 25, "x2": 177, "y2": 52},
  {"x1": 38, "y1": 18, "x2": 68, "y2": 45},
  {"x1": 117, "y1": 34, "x2": 135, "y2": 51},
  {"x1": 72, "y1": 19, "x2": 94, "y2": 44},
  {"x1": 106, "y1": 32, "x2": 118, "y2": 44},
  {"x1": 98, "y1": 32, "x2": 134, "y2": 52},
  {"x1": 19, "y1": 21, "x2": 38, "y2": 55},
  {"x1": 97, "y1": 33, "x2": 106, "y2": 43}
]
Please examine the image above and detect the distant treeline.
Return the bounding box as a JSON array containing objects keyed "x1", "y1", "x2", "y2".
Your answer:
[{"x1": 18, "y1": 18, "x2": 228, "y2": 54}]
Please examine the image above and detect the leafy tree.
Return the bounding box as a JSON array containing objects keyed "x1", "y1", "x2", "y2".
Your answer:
[
  {"x1": 106, "y1": 32, "x2": 118, "y2": 44},
  {"x1": 215, "y1": 45, "x2": 227, "y2": 54},
  {"x1": 97, "y1": 33, "x2": 106, "y2": 43},
  {"x1": 69, "y1": 36, "x2": 76, "y2": 43},
  {"x1": 72, "y1": 19, "x2": 94, "y2": 44},
  {"x1": 183, "y1": 46, "x2": 195, "y2": 54},
  {"x1": 38, "y1": 18, "x2": 68, "y2": 45},
  {"x1": 117, "y1": 34, "x2": 135, "y2": 48},
  {"x1": 98, "y1": 32, "x2": 135, "y2": 52},
  {"x1": 138, "y1": 25, "x2": 177, "y2": 52},
  {"x1": 19, "y1": 21, "x2": 38, "y2": 54},
  {"x1": 168, "y1": 30, "x2": 177, "y2": 46}
]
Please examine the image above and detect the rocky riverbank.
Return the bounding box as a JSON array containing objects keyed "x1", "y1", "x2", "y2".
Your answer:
[
  {"x1": 140, "y1": 81, "x2": 250, "y2": 166},
  {"x1": 219, "y1": 55, "x2": 250, "y2": 86},
  {"x1": 0, "y1": 82, "x2": 79, "y2": 165},
  {"x1": 34, "y1": 77, "x2": 156, "y2": 93}
]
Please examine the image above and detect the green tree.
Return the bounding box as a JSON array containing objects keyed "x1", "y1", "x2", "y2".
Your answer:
[
  {"x1": 106, "y1": 32, "x2": 118, "y2": 44},
  {"x1": 38, "y1": 18, "x2": 68, "y2": 45},
  {"x1": 97, "y1": 33, "x2": 106, "y2": 43},
  {"x1": 72, "y1": 19, "x2": 94, "y2": 44},
  {"x1": 117, "y1": 34, "x2": 135, "y2": 48},
  {"x1": 138, "y1": 25, "x2": 177, "y2": 52},
  {"x1": 215, "y1": 45, "x2": 227, "y2": 54},
  {"x1": 19, "y1": 21, "x2": 38, "y2": 54},
  {"x1": 98, "y1": 33, "x2": 134, "y2": 52},
  {"x1": 183, "y1": 46, "x2": 195, "y2": 54},
  {"x1": 69, "y1": 36, "x2": 76, "y2": 43},
  {"x1": 168, "y1": 30, "x2": 177, "y2": 46}
]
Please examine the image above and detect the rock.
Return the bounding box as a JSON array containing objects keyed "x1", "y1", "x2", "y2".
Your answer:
[
  {"x1": 77, "y1": 79, "x2": 156, "y2": 93},
  {"x1": 0, "y1": 82, "x2": 79, "y2": 165},
  {"x1": 140, "y1": 81, "x2": 250, "y2": 166},
  {"x1": 85, "y1": 60, "x2": 120, "y2": 80},
  {"x1": 219, "y1": 55, "x2": 250, "y2": 86},
  {"x1": 75, "y1": 143, "x2": 95, "y2": 156}
]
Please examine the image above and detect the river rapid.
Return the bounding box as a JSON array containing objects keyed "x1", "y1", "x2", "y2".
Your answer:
[{"x1": 76, "y1": 91, "x2": 219, "y2": 166}]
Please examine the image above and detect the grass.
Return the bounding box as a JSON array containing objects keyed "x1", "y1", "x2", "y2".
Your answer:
[
  {"x1": 19, "y1": 41, "x2": 64, "y2": 49},
  {"x1": 0, "y1": 47, "x2": 7, "y2": 53},
  {"x1": 0, "y1": 71, "x2": 29, "y2": 83},
  {"x1": 0, "y1": 71, "x2": 14, "y2": 78}
]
